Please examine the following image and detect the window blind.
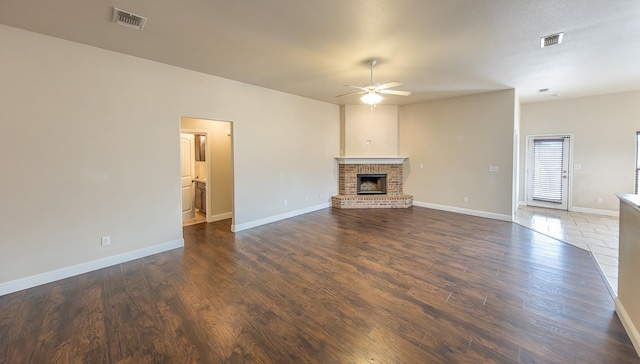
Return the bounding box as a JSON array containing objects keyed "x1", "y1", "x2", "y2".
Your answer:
[{"x1": 532, "y1": 139, "x2": 564, "y2": 203}]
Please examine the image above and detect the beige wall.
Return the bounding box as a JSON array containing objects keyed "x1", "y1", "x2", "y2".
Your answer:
[
  {"x1": 194, "y1": 161, "x2": 206, "y2": 180},
  {"x1": 180, "y1": 118, "x2": 233, "y2": 219},
  {"x1": 209, "y1": 121, "x2": 234, "y2": 218},
  {"x1": 0, "y1": 25, "x2": 339, "y2": 286},
  {"x1": 344, "y1": 105, "x2": 399, "y2": 156},
  {"x1": 399, "y1": 90, "x2": 517, "y2": 218},
  {"x1": 520, "y1": 91, "x2": 640, "y2": 212}
]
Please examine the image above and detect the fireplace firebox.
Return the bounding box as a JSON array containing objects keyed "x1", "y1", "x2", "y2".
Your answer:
[{"x1": 357, "y1": 174, "x2": 387, "y2": 195}]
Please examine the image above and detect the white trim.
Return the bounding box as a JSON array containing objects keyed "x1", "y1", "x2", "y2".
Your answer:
[
  {"x1": 208, "y1": 211, "x2": 233, "y2": 222},
  {"x1": 0, "y1": 239, "x2": 184, "y2": 297},
  {"x1": 570, "y1": 206, "x2": 619, "y2": 217},
  {"x1": 336, "y1": 156, "x2": 408, "y2": 164},
  {"x1": 616, "y1": 297, "x2": 640, "y2": 357},
  {"x1": 413, "y1": 201, "x2": 512, "y2": 222},
  {"x1": 232, "y1": 203, "x2": 330, "y2": 232}
]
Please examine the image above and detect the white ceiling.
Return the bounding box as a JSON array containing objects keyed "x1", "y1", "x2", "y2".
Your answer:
[{"x1": 1, "y1": 0, "x2": 639, "y2": 105}]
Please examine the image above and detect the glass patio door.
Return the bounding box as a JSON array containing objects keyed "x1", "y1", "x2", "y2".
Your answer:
[{"x1": 526, "y1": 135, "x2": 571, "y2": 210}]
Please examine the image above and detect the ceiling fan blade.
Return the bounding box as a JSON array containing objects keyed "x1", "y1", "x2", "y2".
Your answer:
[
  {"x1": 343, "y1": 85, "x2": 368, "y2": 92},
  {"x1": 376, "y1": 81, "x2": 402, "y2": 90},
  {"x1": 379, "y1": 89, "x2": 411, "y2": 96},
  {"x1": 335, "y1": 91, "x2": 366, "y2": 98}
]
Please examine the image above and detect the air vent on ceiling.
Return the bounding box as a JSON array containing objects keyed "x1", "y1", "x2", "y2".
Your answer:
[
  {"x1": 540, "y1": 32, "x2": 563, "y2": 48},
  {"x1": 113, "y1": 8, "x2": 147, "y2": 31}
]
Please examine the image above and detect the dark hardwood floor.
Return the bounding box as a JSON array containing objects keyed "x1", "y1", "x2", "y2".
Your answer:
[{"x1": 1, "y1": 207, "x2": 638, "y2": 363}]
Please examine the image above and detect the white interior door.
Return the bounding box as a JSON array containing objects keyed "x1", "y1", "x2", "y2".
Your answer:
[
  {"x1": 180, "y1": 133, "x2": 196, "y2": 221},
  {"x1": 526, "y1": 135, "x2": 571, "y2": 210}
]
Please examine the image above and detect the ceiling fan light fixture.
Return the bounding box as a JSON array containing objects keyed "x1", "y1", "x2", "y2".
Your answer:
[
  {"x1": 361, "y1": 92, "x2": 383, "y2": 105},
  {"x1": 336, "y1": 59, "x2": 409, "y2": 105}
]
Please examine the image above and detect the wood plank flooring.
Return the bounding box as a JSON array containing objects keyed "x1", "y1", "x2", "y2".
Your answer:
[{"x1": 1, "y1": 207, "x2": 638, "y2": 363}]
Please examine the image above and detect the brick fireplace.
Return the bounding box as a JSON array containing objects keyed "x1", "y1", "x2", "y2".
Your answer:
[{"x1": 332, "y1": 157, "x2": 413, "y2": 208}]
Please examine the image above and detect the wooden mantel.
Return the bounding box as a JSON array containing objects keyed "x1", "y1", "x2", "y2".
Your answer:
[{"x1": 335, "y1": 156, "x2": 408, "y2": 165}]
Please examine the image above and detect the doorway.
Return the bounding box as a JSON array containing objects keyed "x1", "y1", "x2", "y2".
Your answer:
[
  {"x1": 180, "y1": 117, "x2": 234, "y2": 227},
  {"x1": 525, "y1": 134, "x2": 572, "y2": 210}
]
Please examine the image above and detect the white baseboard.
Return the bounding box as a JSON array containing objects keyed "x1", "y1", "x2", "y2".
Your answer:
[
  {"x1": 571, "y1": 206, "x2": 619, "y2": 217},
  {"x1": 413, "y1": 201, "x2": 512, "y2": 222},
  {"x1": 232, "y1": 203, "x2": 330, "y2": 232},
  {"x1": 615, "y1": 297, "x2": 640, "y2": 357},
  {"x1": 0, "y1": 239, "x2": 184, "y2": 297},
  {"x1": 208, "y1": 211, "x2": 232, "y2": 223}
]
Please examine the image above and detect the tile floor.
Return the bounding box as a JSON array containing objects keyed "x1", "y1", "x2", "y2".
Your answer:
[
  {"x1": 515, "y1": 205, "x2": 619, "y2": 294},
  {"x1": 183, "y1": 210, "x2": 206, "y2": 227}
]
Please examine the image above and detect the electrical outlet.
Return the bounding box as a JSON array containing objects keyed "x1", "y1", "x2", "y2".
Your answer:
[
  {"x1": 305, "y1": 194, "x2": 309, "y2": 202},
  {"x1": 597, "y1": 197, "x2": 603, "y2": 203},
  {"x1": 420, "y1": 163, "x2": 424, "y2": 169},
  {"x1": 283, "y1": 200, "x2": 288, "y2": 207},
  {"x1": 463, "y1": 197, "x2": 469, "y2": 203},
  {"x1": 489, "y1": 166, "x2": 499, "y2": 172},
  {"x1": 101, "y1": 236, "x2": 110, "y2": 246}
]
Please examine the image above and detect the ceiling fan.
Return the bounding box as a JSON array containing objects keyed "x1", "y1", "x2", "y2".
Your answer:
[{"x1": 336, "y1": 59, "x2": 411, "y2": 106}]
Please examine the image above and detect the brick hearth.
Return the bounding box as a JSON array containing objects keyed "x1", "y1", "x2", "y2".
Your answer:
[{"x1": 332, "y1": 158, "x2": 413, "y2": 209}]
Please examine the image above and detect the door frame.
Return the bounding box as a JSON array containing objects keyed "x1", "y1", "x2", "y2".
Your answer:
[
  {"x1": 524, "y1": 133, "x2": 574, "y2": 210},
  {"x1": 180, "y1": 118, "x2": 235, "y2": 229}
]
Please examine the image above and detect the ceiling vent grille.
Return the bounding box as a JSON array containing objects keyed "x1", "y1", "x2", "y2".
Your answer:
[
  {"x1": 540, "y1": 32, "x2": 563, "y2": 48},
  {"x1": 113, "y1": 8, "x2": 147, "y2": 30}
]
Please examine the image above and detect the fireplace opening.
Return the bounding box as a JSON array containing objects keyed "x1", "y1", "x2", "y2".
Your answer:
[{"x1": 357, "y1": 174, "x2": 387, "y2": 195}]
